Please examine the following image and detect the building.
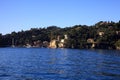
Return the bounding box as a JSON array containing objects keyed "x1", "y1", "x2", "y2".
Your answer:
[
  {"x1": 49, "y1": 40, "x2": 57, "y2": 48},
  {"x1": 87, "y1": 38, "x2": 94, "y2": 43},
  {"x1": 64, "y1": 34, "x2": 68, "y2": 39},
  {"x1": 49, "y1": 34, "x2": 68, "y2": 48},
  {"x1": 116, "y1": 31, "x2": 120, "y2": 35},
  {"x1": 33, "y1": 40, "x2": 42, "y2": 47},
  {"x1": 87, "y1": 38, "x2": 96, "y2": 48},
  {"x1": 98, "y1": 32, "x2": 104, "y2": 36},
  {"x1": 57, "y1": 35, "x2": 60, "y2": 41},
  {"x1": 58, "y1": 39, "x2": 65, "y2": 48}
]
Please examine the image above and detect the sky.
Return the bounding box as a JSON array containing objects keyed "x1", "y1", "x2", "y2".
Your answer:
[{"x1": 0, "y1": 0, "x2": 120, "y2": 35}]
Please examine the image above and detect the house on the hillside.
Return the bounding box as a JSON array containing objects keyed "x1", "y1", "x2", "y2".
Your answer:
[
  {"x1": 58, "y1": 39, "x2": 65, "y2": 48},
  {"x1": 87, "y1": 38, "x2": 94, "y2": 43},
  {"x1": 49, "y1": 34, "x2": 68, "y2": 48},
  {"x1": 33, "y1": 40, "x2": 42, "y2": 47},
  {"x1": 64, "y1": 34, "x2": 68, "y2": 39},
  {"x1": 87, "y1": 38, "x2": 95, "y2": 48},
  {"x1": 116, "y1": 31, "x2": 120, "y2": 35},
  {"x1": 98, "y1": 31, "x2": 104, "y2": 37},
  {"x1": 58, "y1": 35, "x2": 68, "y2": 48},
  {"x1": 49, "y1": 40, "x2": 57, "y2": 48}
]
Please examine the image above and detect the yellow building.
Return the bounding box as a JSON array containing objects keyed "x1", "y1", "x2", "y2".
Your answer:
[{"x1": 49, "y1": 40, "x2": 57, "y2": 48}]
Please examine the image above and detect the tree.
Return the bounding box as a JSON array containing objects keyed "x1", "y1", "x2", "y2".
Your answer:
[
  {"x1": 115, "y1": 39, "x2": 120, "y2": 49},
  {"x1": 0, "y1": 33, "x2": 2, "y2": 47}
]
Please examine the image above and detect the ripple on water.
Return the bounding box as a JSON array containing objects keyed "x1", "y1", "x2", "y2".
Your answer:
[{"x1": 0, "y1": 48, "x2": 119, "y2": 80}]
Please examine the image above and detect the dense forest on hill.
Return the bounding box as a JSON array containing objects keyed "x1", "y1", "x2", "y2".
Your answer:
[{"x1": 0, "y1": 21, "x2": 120, "y2": 49}]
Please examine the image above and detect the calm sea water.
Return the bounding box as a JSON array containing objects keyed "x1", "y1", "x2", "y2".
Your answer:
[{"x1": 0, "y1": 48, "x2": 120, "y2": 80}]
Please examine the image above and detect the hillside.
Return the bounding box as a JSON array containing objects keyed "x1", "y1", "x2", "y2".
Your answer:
[{"x1": 0, "y1": 21, "x2": 120, "y2": 49}]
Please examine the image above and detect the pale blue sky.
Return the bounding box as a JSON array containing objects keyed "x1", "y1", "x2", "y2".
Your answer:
[{"x1": 0, "y1": 0, "x2": 120, "y2": 34}]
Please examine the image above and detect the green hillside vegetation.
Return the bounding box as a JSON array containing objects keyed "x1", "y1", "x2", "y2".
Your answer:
[{"x1": 0, "y1": 21, "x2": 120, "y2": 49}]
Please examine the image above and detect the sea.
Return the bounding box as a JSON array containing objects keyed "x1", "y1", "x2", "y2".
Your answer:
[{"x1": 0, "y1": 48, "x2": 120, "y2": 80}]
